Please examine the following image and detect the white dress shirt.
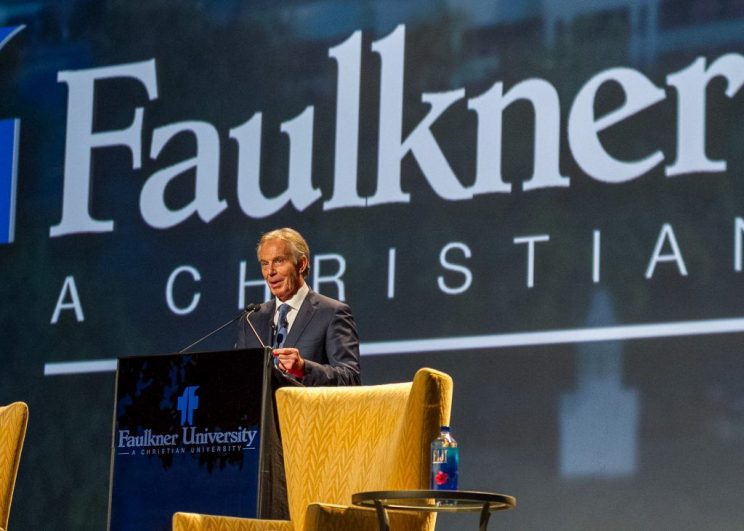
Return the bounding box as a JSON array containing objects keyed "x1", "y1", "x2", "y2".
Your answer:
[{"x1": 273, "y1": 282, "x2": 310, "y2": 334}]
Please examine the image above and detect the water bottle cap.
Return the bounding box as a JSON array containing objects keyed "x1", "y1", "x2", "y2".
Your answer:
[{"x1": 440, "y1": 426, "x2": 450, "y2": 432}]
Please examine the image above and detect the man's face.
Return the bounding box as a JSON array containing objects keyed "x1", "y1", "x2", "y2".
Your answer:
[{"x1": 259, "y1": 239, "x2": 306, "y2": 301}]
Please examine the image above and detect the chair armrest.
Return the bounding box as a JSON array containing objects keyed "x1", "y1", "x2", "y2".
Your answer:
[
  {"x1": 304, "y1": 503, "x2": 435, "y2": 531},
  {"x1": 172, "y1": 512, "x2": 294, "y2": 531}
]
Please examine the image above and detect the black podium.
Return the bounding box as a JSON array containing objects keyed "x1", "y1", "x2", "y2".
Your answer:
[{"x1": 107, "y1": 348, "x2": 297, "y2": 531}]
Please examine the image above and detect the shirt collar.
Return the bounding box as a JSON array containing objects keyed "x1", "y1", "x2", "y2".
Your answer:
[{"x1": 275, "y1": 282, "x2": 310, "y2": 314}]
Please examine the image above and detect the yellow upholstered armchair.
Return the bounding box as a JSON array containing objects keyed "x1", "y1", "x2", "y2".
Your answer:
[
  {"x1": 0, "y1": 402, "x2": 28, "y2": 531},
  {"x1": 174, "y1": 367, "x2": 453, "y2": 531}
]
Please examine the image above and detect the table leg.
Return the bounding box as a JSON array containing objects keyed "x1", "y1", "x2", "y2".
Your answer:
[
  {"x1": 374, "y1": 500, "x2": 390, "y2": 531},
  {"x1": 479, "y1": 502, "x2": 491, "y2": 531}
]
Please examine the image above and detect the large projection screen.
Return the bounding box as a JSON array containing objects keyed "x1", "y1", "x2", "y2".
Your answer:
[{"x1": 1, "y1": 1, "x2": 744, "y2": 529}]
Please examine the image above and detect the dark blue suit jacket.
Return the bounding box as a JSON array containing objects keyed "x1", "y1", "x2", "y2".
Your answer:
[{"x1": 237, "y1": 290, "x2": 361, "y2": 386}]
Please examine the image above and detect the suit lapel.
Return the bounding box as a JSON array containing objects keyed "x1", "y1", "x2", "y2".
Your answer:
[{"x1": 285, "y1": 290, "x2": 317, "y2": 347}]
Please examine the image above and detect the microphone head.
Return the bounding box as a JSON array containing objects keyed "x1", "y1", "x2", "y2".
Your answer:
[{"x1": 245, "y1": 303, "x2": 262, "y2": 313}]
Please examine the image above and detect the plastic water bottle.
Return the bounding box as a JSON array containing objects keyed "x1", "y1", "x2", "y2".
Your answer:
[{"x1": 430, "y1": 426, "x2": 459, "y2": 490}]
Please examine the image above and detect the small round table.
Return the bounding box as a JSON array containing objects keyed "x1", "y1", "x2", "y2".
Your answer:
[{"x1": 351, "y1": 489, "x2": 516, "y2": 531}]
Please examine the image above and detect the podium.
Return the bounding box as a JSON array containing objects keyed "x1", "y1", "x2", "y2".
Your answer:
[{"x1": 107, "y1": 348, "x2": 298, "y2": 531}]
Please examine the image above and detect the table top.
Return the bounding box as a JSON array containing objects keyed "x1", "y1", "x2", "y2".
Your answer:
[{"x1": 351, "y1": 489, "x2": 516, "y2": 513}]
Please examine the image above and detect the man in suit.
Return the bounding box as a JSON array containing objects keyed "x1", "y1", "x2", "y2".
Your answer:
[{"x1": 238, "y1": 227, "x2": 361, "y2": 386}]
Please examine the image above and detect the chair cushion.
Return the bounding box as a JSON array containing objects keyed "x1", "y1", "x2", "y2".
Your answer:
[
  {"x1": 305, "y1": 503, "x2": 435, "y2": 531},
  {"x1": 172, "y1": 512, "x2": 294, "y2": 531}
]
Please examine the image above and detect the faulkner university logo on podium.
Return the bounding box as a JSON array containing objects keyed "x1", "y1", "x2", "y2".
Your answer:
[
  {"x1": 108, "y1": 350, "x2": 264, "y2": 531},
  {"x1": 177, "y1": 386, "x2": 200, "y2": 425}
]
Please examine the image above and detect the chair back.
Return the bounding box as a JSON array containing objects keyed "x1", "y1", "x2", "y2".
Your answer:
[
  {"x1": 276, "y1": 368, "x2": 452, "y2": 531},
  {"x1": 0, "y1": 402, "x2": 28, "y2": 530}
]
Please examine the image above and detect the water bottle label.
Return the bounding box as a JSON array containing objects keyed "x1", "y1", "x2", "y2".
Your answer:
[{"x1": 431, "y1": 448, "x2": 458, "y2": 490}]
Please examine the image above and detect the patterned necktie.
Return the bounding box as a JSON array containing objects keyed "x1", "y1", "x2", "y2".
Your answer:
[{"x1": 273, "y1": 303, "x2": 290, "y2": 349}]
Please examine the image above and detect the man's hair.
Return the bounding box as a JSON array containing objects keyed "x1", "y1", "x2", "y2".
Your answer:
[{"x1": 256, "y1": 227, "x2": 310, "y2": 278}]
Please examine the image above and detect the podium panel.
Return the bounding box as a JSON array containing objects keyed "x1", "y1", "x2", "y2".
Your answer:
[{"x1": 108, "y1": 349, "x2": 267, "y2": 531}]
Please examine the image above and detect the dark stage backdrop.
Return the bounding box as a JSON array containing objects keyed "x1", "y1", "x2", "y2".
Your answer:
[{"x1": 1, "y1": 1, "x2": 744, "y2": 529}]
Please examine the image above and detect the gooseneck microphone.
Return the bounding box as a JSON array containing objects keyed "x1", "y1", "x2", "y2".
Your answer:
[
  {"x1": 179, "y1": 303, "x2": 262, "y2": 353},
  {"x1": 244, "y1": 305, "x2": 268, "y2": 348}
]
